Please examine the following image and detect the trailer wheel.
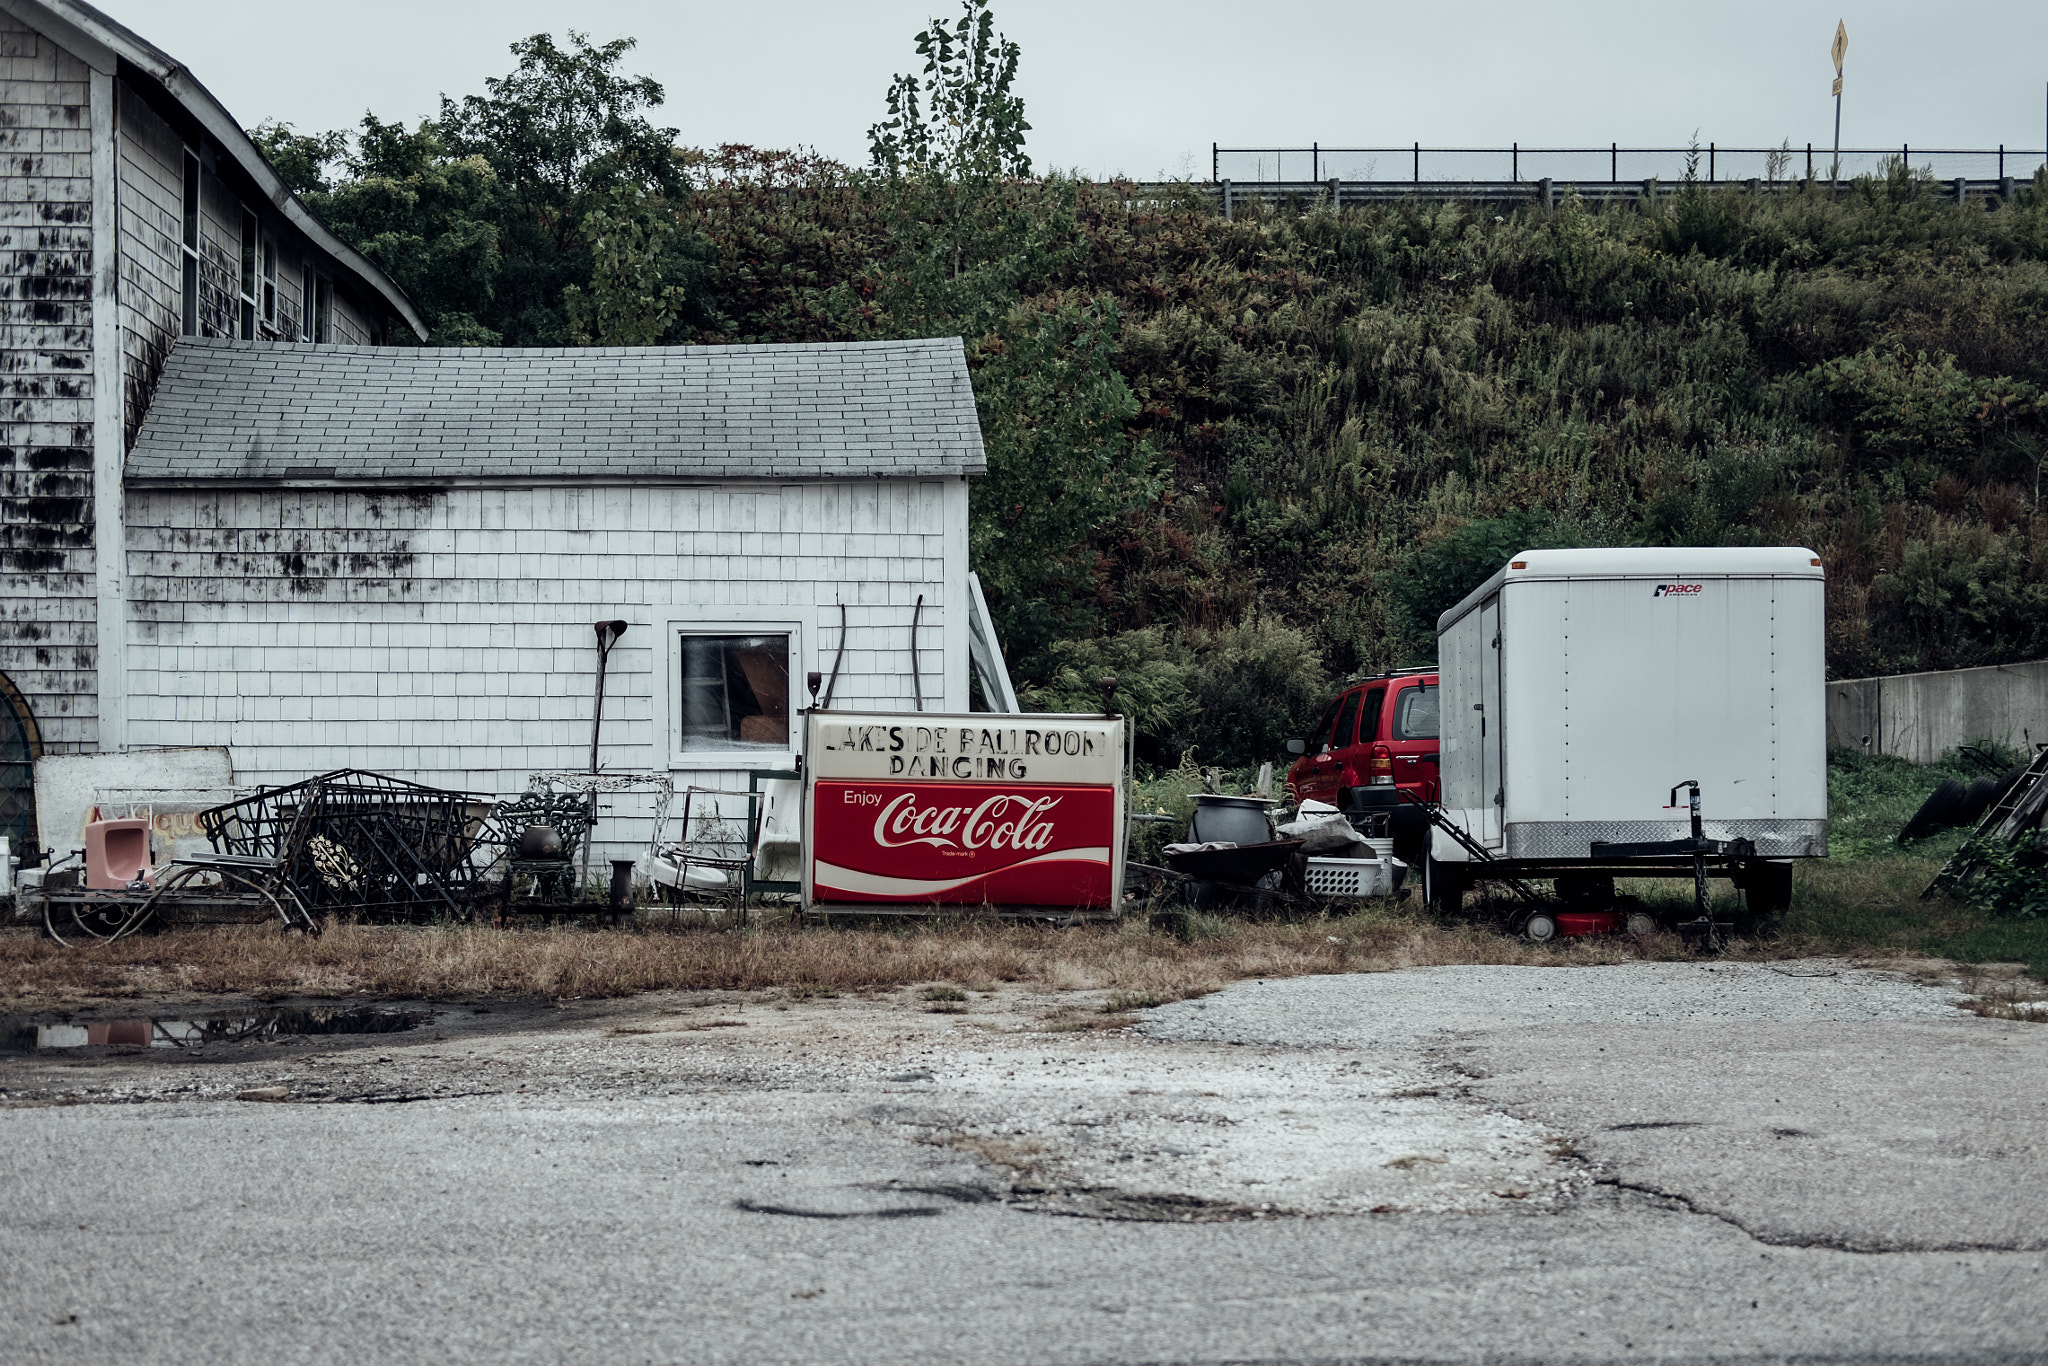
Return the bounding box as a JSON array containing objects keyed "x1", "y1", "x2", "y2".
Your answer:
[
  {"x1": 1523, "y1": 912, "x2": 1558, "y2": 943},
  {"x1": 1741, "y1": 861, "x2": 1794, "y2": 923},
  {"x1": 1423, "y1": 856, "x2": 1464, "y2": 914}
]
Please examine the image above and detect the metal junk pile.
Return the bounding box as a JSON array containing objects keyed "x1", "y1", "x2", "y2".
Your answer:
[
  {"x1": 34, "y1": 763, "x2": 780, "y2": 943},
  {"x1": 35, "y1": 768, "x2": 496, "y2": 945},
  {"x1": 198, "y1": 769, "x2": 498, "y2": 923}
]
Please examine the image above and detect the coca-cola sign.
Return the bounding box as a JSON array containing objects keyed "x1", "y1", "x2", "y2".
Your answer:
[{"x1": 812, "y1": 781, "x2": 1115, "y2": 905}]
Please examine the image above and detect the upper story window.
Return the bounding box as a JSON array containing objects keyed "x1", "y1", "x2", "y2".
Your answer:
[
  {"x1": 300, "y1": 262, "x2": 315, "y2": 341},
  {"x1": 260, "y1": 237, "x2": 277, "y2": 332},
  {"x1": 179, "y1": 151, "x2": 199, "y2": 336},
  {"x1": 238, "y1": 209, "x2": 257, "y2": 340}
]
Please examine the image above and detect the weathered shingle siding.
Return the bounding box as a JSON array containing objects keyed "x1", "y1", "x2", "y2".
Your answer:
[
  {"x1": 328, "y1": 280, "x2": 371, "y2": 346},
  {"x1": 0, "y1": 11, "x2": 97, "y2": 753},
  {"x1": 115, "y1": 78, "x2": 179, "y2": 446},
  {"x1": 124, "y1": 480, "x2": 959, "y2": 856}
]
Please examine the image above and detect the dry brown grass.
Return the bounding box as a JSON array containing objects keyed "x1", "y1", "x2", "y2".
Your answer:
[
  {"x1": 0, "y1": 903, "x2": 1655, "y2": 1010},
  {"x1": 1, "y1": 853, "x2": 2032, "y2": 1012}
]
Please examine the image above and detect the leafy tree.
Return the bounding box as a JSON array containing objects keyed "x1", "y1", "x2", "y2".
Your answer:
[
  {"x1": 868, "y1": 0, "x2": 1031, "y2": 179},
  {"x1": 295, "y1": 115, "x2": 506, "y2": 346},
  {"x1": 564, "y1": 188, "x2": 694, "y2": 345},
  {"x1": 250, "y1": 121, "x2": 348, "y2": 196},
  {"x1": 968, "y1": 298, "x2": 1160, "y2": 663},
  {"x1": 435, "y1": 31, "x2": 695, "y2": 345},
  {"x1": 262, "y1": 32, "x2": 706, "y2": 348}
]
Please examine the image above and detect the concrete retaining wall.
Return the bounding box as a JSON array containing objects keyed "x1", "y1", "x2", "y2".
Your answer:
[{"x1": 1826, "y1": 659, "x2": 2048, "y2": 763}]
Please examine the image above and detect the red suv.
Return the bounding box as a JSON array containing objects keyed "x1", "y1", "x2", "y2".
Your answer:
[{"x1": 1285, "y1": 669, "x2": 1441, "y2": 809}]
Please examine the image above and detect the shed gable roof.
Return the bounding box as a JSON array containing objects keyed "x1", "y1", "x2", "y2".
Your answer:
[{"x1": 126, "y1": 338, "x2": 988, "y2": 485}]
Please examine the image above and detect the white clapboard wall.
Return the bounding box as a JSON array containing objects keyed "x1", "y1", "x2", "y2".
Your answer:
[{"x1": 121, "y1": 479, "x2": 971, "y2": 859}]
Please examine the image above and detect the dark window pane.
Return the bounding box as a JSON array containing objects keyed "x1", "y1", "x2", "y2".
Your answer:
[
  {"x1": 1329, "y1": 691, "x2": 1360, "y2": 751},
  {"x1": 240, "y1": 211, "x2": 256, "y2": 298},
  {"x1": 1392, "y1": 684, "x2": 1440, "y2": 740},
  {"x1": 181, "y1": 153, "x2": 198, "y2": 249},
  {"x1": 1308, "y1": 697, "x2": 1339, "y2": 751},
  {"x1": 678, "y1": 634, "x2": 790, "y2": 752},
  {"x1": 1358, "y1": 687, "x2": 1386, "y2": 745}
]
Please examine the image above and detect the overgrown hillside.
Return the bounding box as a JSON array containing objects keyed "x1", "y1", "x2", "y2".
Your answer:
[
  {"x1": 675, "y1": 162, "x2": 2048, "y2": 762},
  {"x1": 263, "y1": 27, "x2": 2048, "y2": 769}
]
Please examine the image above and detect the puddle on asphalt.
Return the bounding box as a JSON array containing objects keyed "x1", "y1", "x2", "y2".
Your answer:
[{"x1": 3, "y1": 1007, "x2": 434, "y2": 1052}]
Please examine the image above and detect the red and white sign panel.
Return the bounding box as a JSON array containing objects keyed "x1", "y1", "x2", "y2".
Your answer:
[
  {"x1": 805, "y1": 713, "x2": 1125, "y2": 909},
  {"x1": 812, "y1": 782, "x2": 1114, "y2": 904}
]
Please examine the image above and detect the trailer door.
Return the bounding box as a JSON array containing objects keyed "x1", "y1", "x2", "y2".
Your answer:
[{"x1": 1480, "y1": 594, "x2": 1503, "y2": 846}]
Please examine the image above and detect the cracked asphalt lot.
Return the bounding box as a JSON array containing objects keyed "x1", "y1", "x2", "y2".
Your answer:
[{"x1": 4, "y1": 960, "x2": 2046, "y2": 1364}]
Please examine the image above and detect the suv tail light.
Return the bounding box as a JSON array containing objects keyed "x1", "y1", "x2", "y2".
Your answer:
[{"x1": 1368, "y1": 744, "x2": 1394, "y2": 785}]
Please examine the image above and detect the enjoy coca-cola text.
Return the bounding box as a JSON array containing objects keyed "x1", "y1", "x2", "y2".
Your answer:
[{"x1": 870, "y1": 792, "x2": 1062, "y2": 853}]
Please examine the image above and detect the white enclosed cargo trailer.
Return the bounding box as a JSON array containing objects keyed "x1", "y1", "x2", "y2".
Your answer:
[{"x1": 1431, "y1": 547, "x2": 1827, "y2": 915}]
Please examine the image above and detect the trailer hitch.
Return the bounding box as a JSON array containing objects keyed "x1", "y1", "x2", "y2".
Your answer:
[{"x1": 1588, "y1": 780, "x2": 1756, "y2": 951}]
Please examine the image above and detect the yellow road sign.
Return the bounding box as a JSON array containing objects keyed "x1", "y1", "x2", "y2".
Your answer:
[{"x1": 1831, "y1": 20, "x2": 1848, "y2": 74}]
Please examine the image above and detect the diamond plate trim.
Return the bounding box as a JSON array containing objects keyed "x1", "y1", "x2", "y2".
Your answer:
[{"x1": 1506, "y1": 819, "x2": 1827, "y2": 860}]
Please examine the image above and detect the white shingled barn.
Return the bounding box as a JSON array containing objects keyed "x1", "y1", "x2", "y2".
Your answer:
[{"x1": 115, "y1": 336, "x2": 990, "y2": 857}]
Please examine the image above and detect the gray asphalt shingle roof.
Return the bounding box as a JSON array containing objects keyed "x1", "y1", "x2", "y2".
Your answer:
[{"x1": 126, "y1": 338, "x2": 987, "y2": 484}]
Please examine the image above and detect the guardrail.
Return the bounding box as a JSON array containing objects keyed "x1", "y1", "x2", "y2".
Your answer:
[
  {"x1": 1165, "y1": 176, "x2": 2037, "y2": 219},
  {"x1": 1213, "y1": 143, "x2": 2048, "y2": 186}
]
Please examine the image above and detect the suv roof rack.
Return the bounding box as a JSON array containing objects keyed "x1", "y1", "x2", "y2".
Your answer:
[{"x1": 1337, "y1": 665, "x2": 1436, "y2": 688}]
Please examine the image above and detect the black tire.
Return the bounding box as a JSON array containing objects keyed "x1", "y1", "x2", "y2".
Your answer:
[
  {"x1": 1953, "y1": 777, "x2": 1999, "y2": 828},
  {"x1": 1741, "y1": 861, "x2": 1794, "y2": 924},
  {"x1": 1992, "y1": 764, "x2": 2028, "y2": 805},
  {"x1": 1899, "y1": 779, "x2": 1967, "y2": 843},
  {"x1": 1424, "y1": 855, "x2": 1464, "y2": 915},
  {"x1": 1387, "y1": 804, "x2": 1431, "y2": 867}
]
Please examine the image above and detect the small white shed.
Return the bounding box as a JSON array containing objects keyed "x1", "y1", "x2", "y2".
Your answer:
[{"x1": 117, "y1": 337, "x2": 989, "y2": 858}]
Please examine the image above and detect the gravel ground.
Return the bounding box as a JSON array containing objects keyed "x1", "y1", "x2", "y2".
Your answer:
[
  {"x1": 1141, "y1": 959, "x2": 1968, "y2": 1048},
  {"x1": 5, "y1": 960, "x2": 2046, "y2": 1364}
]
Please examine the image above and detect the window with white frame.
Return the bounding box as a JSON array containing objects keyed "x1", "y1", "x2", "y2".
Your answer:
[{"x1": 674, "y1": 629, "x2": 796, "y2": 758}]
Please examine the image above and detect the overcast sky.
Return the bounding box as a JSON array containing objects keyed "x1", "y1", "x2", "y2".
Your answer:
[{"x1": 105, "y1": 0, "x2": 2048, "y2": 179}]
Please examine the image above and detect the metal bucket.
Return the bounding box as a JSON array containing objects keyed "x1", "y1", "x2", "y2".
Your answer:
[{"x1": 1189, "y1": 794, "x2": 1270, "y2": 846}]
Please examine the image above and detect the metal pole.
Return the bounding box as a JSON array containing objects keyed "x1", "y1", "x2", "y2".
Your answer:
[
  {"x1": 1212, "y1": 142, "x2": 1218, "y2": 183},
  {"x1": 1513, "y1": 141, "x2": 1518, "y2": 180},
  {"x1": 1414, "y1": 141, "x2": 1419, "y2": 183},
  {"x1": 1832, "y1": 92, "x2": 1841, "y2": 183},
  {"x1": 1611, "y1": 142, "x2": 1616, "y2": 180},
  {"x1": 1313, "y1": 141, "x2": 1318, "y2": 182},
  {"x1": 1709, "y1": 142, "x2": 1715, "y2": 181}
]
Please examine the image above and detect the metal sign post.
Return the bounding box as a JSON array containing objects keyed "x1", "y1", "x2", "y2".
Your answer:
[{"x1": 1831, "y1": 20, "x2": 1848, "y2": 183}]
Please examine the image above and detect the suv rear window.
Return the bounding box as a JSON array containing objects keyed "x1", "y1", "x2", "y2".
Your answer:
[{"x1": 1391, "y1": 684, "x2": 1440, "y2": 740}]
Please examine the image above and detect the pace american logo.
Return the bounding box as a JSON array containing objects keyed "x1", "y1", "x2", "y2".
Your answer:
[{"x1": 1653, "y1": 582, "x2": 1704, "y2": 597}]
